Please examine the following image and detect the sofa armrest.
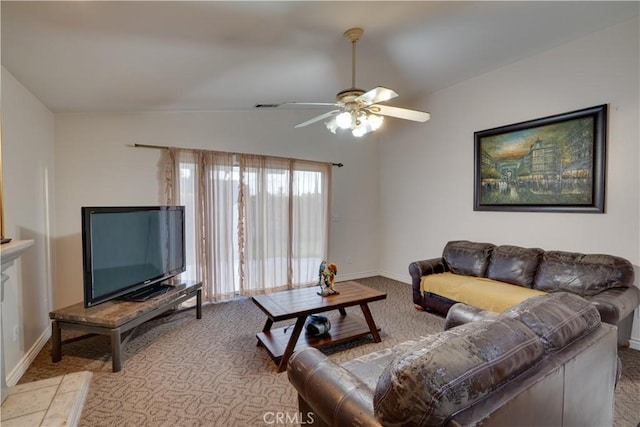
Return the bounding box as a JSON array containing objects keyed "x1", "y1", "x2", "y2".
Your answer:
[
  {"x1": 444, "y1": 302, "x2": 499, "y2": 330},
  {"x1": 409, "y1": 257, "x2": 448, "y2": 307},
  {"x1": 587, "y1": 286, "x2": 640, "y2": 325},
  {"x1": 586, "y1": 285, "x2": 640, "y2": 346},
  {"x1": 287, "y1": 347, "x2": 380, "y2": 427}
]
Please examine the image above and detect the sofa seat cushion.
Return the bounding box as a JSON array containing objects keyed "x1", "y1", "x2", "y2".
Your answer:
[
  {"x1": 421, "y1": 272, "x2": 547, "y2": 312},
  {"x1": 373, "y1": 317, "x2": 545, "y2": 427}
]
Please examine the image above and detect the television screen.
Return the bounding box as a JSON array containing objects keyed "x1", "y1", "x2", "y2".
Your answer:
[{"x1": 81, "y1": 206, "x2": 186, "y2": 307}]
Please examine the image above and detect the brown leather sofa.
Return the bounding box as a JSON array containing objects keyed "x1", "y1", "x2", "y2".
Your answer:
[
  {"x1": 409, "y1": 240, "x2": 639, "y2": 346},
  {"x1": 287, "y1": 292, "x2": 618, "y2": 427}
]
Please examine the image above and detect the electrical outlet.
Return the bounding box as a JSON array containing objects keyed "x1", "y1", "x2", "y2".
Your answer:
[{"x1": 12, "y1": 325, "x2": 19, "y2": 342}]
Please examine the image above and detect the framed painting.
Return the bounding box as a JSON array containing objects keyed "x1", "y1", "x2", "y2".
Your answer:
[{"x1": 474, "y1": 104, "x2": 607, "y2": 213}]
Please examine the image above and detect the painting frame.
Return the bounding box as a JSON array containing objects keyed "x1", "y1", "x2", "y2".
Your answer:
[{"x1": 473, "y1": 104, "x2": 607, "y2": 213}]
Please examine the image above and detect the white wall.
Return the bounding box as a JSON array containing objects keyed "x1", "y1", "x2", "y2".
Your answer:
[
  {"x1": 1, "y1": 68, "x2": 55, "y2": 382},
  {"x1": 53, "y1": 110, "x2": 381, "y2": 308},
  {"x1": 379, "y1": 18, "x2": 640, "y2": 345}
]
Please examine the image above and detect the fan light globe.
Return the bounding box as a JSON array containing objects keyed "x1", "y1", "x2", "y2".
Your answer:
[
  {"x1": 325, "y1": 118, "x2": 338, "y2": 134},
  {"x1": 351, "y1": 112, "x2": 369, "y2": 137},
  {"x1": 368, "y1": 114, "x2": 384, "y2": 130},
  {"x1": 352, "y1": 127, "x2": 366, "y2": 137},
  {"x1": 336, "y1": 112, "x2": 352, "y2": 129}
]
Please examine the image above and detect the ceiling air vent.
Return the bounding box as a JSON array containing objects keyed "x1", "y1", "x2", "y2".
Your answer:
[{"x1": 254, "y1": 104, "x2": 280, "y2": 108}]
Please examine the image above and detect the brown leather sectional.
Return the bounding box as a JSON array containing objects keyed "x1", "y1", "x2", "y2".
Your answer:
[
  {"x1": 410, "y1": 240, "x2": 639, "y2": 346},
  {"x1": 287, "y1": 292, "x2": 617, "y2": 426}
]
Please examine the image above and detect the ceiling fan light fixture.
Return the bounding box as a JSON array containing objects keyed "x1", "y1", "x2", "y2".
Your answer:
[
  {"x1": 351, "y1": 112, "x2": 370, "y2": 137},
  {"x1": 368, "y1": 114, "x2": 384, "y2": 131},
  {"x1": 291, "y1": 27, "x2": 430, "y2": 136},
  {"x1": 326, "y1": 111, "x2": 384, "y2": 137},
  {"x1": 325, "y1": 117, "x2": 338, "y2": 134},
  {"x1": 352, "y1": 125, "x2": 367, "y2": 138},
  {"x1": 335, "y1": 111, "x2": 352, "y2": 129}
]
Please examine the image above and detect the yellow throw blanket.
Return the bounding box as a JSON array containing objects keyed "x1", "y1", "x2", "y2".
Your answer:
[{"x1": 421, "y1": 272, "x2": 547, "y2": 312}]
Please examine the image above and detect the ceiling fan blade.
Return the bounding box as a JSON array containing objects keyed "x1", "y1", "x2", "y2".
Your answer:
[
  {"x1": 356, "y1": 87, "x2": 398, "y2": 106},
  {"x1": 294, "y1": 110, "x2": 341, "y2": 128},
  {"x1": 367, "y1": 104, "x2": 431, "y2": 122}
]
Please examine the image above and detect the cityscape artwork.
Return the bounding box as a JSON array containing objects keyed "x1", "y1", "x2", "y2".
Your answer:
[{"x1": 474, "y1": 105, "x2": 607, "y2": 213}]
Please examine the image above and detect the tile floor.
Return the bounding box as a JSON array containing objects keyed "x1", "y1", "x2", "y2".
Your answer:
[{"x1": 1, "y1": 371, "x2": 92, "y2": 426}]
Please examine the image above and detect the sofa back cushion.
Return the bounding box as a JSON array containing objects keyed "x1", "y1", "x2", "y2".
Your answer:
[
  {"x1": 442, "y1": 240, "x2": 495, "y2": 277},
  {"x1": 487, "y1": 245, "x2": 544, "y2": 288},
  {"x1": 533, "y1": 251, "x2": 634, "y2": 297},
  {"x1": 373, "y1": 317, "x2": 544, "y2": 427},
  {"x1": 502, "y1": 292, "x2": 601, "y2": 351}
]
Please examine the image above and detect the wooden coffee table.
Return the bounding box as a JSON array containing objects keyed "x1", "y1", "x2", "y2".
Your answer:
[{"x1": 252, "y1": 281, "x2": 387, "y2": 372}]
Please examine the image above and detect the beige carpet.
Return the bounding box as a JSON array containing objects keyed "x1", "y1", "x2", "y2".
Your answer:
[{"x1": 19, "y1": 276, "x2": 640, "y2": 426}]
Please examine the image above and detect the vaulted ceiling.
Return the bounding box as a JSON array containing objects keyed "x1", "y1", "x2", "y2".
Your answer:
[{"x1": 2, "y1": 1, "x2": 637, "y2": 113}]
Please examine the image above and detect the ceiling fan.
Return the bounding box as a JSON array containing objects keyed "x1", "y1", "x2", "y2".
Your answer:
[{"x1": 282, "y1": 27, "x2": 431, "y2": 137}]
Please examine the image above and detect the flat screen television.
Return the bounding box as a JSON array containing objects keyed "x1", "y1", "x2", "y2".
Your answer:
[{"x1": 81, "y1": 206, "x2": 186, "y2": 307}]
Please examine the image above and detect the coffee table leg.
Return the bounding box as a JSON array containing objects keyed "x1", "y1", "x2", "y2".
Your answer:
[
  {"x1": 360, "y1": 304, "x2": 382, "y2": 343},
  {"x1": 278, "y1": 316, "x2": 306, "y2": 373},
  {"x1": 196, "y1": 289, "x2": 202, "y2": 319},
  {"x1": 262, "y1": 318, "x2": 274, "y2": 332},
  {"x1": 257, "y1": 318, "x2": 274, "y2": 347},
  {"x1": 338, "y1": 308, "x2": 347, "y2": 316}
]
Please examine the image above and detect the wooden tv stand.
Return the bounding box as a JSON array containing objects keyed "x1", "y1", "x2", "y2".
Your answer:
[{"x1": 49, "y1": 281, "x2": 202, "y2": 372}]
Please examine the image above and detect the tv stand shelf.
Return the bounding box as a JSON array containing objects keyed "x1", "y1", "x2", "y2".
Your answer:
[{"x1": 49, "y1": 281, "x2": 202, "y2": 372}]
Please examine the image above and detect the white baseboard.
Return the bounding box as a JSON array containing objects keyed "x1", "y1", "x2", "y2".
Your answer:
[
  {"x1": 337, "y1": 270, "x2": 381, "y2": 282},
  {"x1": 337, "y1": 269, "x2": 413, "y2": 285},
  {"x1": 629, "y1": 337, "x2": 640, "y2": 351},
  {"x1": 379, "y1": 270, "x2": 411, "y2": 285},
  {"x1": 7, "y1": 324, "x2": 51, "y2": 386}
]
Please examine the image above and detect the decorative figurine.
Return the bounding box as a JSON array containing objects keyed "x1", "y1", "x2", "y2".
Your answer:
[{"x1": 318, "y1": 260, "x2": 339, "y2": 296}]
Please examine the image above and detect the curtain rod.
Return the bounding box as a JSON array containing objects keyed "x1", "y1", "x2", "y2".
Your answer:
[{"x1": 130, "y1": 143, "x2": 344, "y2": 167}]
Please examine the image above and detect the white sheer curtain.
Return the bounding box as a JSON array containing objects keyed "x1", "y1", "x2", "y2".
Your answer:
[
  {"x1": 165, "y1": 148, "x2": 237, "y2": 302},
  {"x1": 164, "y1": 148, "x2": 331, "y2": 302},
  {"x1": 239, "y1": 155, "x2": 291, "y2": 294},
  {"x1": 291, "y1": 160, "x2": 331, "y2": 285}
]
